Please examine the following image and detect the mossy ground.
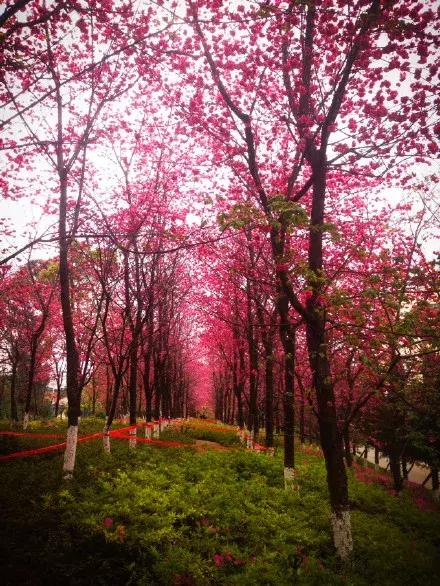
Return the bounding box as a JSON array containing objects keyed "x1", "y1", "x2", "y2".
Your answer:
[{"x1": 0, "y1": 418, "x2": 439, "y2": 585}]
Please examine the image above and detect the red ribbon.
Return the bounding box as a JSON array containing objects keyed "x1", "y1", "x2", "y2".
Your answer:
[
  {"x1": 0, "y1": 419, "x2": 232, "y2": 462},
  {"x1": 0, "y1": 431, "x2": 103, "y2": 462}
]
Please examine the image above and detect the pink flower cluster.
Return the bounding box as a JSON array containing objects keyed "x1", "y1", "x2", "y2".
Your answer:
[{"x1": 213, "y1": 551, "x2": 246, "y2": 568}]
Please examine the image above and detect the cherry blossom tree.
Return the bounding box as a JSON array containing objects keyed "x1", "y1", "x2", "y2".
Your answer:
[{"x1": 168, "y1": 0, "x2": 440, "y2": 558}]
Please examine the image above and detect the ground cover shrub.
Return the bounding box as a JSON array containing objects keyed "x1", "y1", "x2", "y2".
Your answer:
[
  {"x1": 175, "y1": 423, "x2": 242, "y2": 447},
  {"x1": 0, "y1": 418, "x2": 439, "y2": 585},
  {"x1": 158, "y1": 427, "x2": 196, "y2": 445},
  {"x1": 50, "y1": 447, "x2": 337, "y2": 584},
  {"x1": 0, "y1": 416, "x2": 110, "y2": 434}
]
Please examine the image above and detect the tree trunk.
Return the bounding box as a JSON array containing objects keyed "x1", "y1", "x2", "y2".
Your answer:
[
  {"x1": 105, "y1": 366, "x2": 112, "y2": 416},
  {"x1": 103, "y1": 425, "x2": 111, "y2": 454},
  {"x1": 143, "y1": 349, "x2": 153, "y2": 422},
  {"x1": 264, "y1": 347, "x2": 274, "y2": 448},
  {"x1": 54, "y1": 378, "x2": 61, "y2": 417},
  {"x1": 276, "y1": 285, "x2": 295, "y2": 487},
  {"x1": 0, "y1": 377, "x2": 5, "y2": 417},
  {"x1": 137, "y1": 381, "x2": 143, "y2": 417},
  {"x1": 106, "y1": 369, "x2": 123, "y2": 429},
  {"x1": 246, "y1": 279, "x2": 259, "y2": 439},
  {"x1": 305, "y1": 163, "x2": 352, "y2": 560},
  {"x1": 58, "y1": 167, "x2": 81, "y2": 479},
  {"x1": 310, "y1": 322, "x2": 352, "y2": 558},
  {"x1": 295, "y1": 371, "x2": 307, "y2": 445},
  {"x1": 102, "y1": 365, "x2": 125, "y2": 455},
  {"x1": 374, "y1": 446, "x2": 380, "y2": 465},
  {"x1": 10, "y1": 358, "x2": 19, "y2": 424},
  {"x1": 24, "y1": 339, "x2": 37, "y2": 429},
  {"x1": 255, "y1": 303, "x2": 275, "y2": 448},
  {"x1": 401, "y1": 455, "x2": 409, "y2": 480},
  {"x1": 91, "y1": 376, "x2": 97, "y2": 415},
  {"x1": 64, "y1": 424, "x2": 79, "y2": 476},
  {"x1": 153, "y1": 377, "x2": 161, "y2": 420},
  {"x1": 343, "y1": 427, "x2": 352, "y2": 468},
  {"x1": 389, "y1": 448, "x2": 403, "y2": 495},
  {"x1": 299, "y1": 398, "x2": 305, "y2": 445},
  {"x1": 233, "y1": 347, "x2": 245, "y2": 428},
  {"x1": 431, "y1": 467, "x2": 439, "y2": 501}
]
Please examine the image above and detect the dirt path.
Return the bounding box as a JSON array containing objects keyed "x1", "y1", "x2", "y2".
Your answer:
[{"x1": 194, "y1": 439, "x2": 233, "y2": 451}]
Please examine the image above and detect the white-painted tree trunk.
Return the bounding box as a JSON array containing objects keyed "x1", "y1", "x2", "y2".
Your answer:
[
  {"x1": 63, "y1": 425, "x2": 79, "y2": 480},
  {"x1": 23, "y1": 412, "x2": 30, "y2": 430},
  {"x1": 103, "y1": 426, "x2": 111, "y2": 454},
  {"x1": 129, "y1": 427, "x2": 137, "y2": 449},
  {"x1": 331, "y1": 510, "x2": 353, "y2": 561},
  {"x1": 145, "y1": 426, "x2": 152, "y2": 439},
  {"x1": 153, "y1": 423, "x2": 159, "y2": 439},
  {"x1": 284, "y1": 467, "x2": 297, "y2": 490}
]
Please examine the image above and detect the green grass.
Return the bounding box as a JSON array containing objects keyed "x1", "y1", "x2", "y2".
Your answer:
[
  {"x1": 162, "y1": 422, "x2": 241, "y2": 447},
  {"x1": 0, "y1": 418, "x2": 439, "y2": 585}
]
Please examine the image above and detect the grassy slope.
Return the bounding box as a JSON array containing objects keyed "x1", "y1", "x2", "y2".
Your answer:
[{"x1": 0, "y1": 418, "x2": 439, "y2": 585}]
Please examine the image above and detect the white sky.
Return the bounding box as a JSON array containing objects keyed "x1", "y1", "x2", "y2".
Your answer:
[{"x1": 1, "y1": 182, "x2": 437, "y2": 266}]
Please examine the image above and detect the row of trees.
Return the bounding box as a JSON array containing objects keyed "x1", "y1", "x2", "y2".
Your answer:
[
  {"x1": 206, "y1": 194, "x2": 439, "y2": 495},
  {"x1": 178, "y1": 0, "x2": 439, "y2": 558},
  {"x1": 0, "y1": 240, "x2": 198, "y2": 429},
  {"x1": 1, "y1": 0, "x2": 439, "y2": 560}
]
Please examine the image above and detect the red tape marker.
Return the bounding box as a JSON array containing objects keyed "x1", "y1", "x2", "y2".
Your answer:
[
  {"x1": 0, "y1": 419, "x2": 222, "y2": 462},
  {"x1": 0, "y1": 431, "x2": 102, "y2": 462}
]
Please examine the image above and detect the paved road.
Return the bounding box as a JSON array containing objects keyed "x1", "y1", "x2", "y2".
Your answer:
[{"x1": 356, "y1": 447, "x2": 432, "y2": 489}]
